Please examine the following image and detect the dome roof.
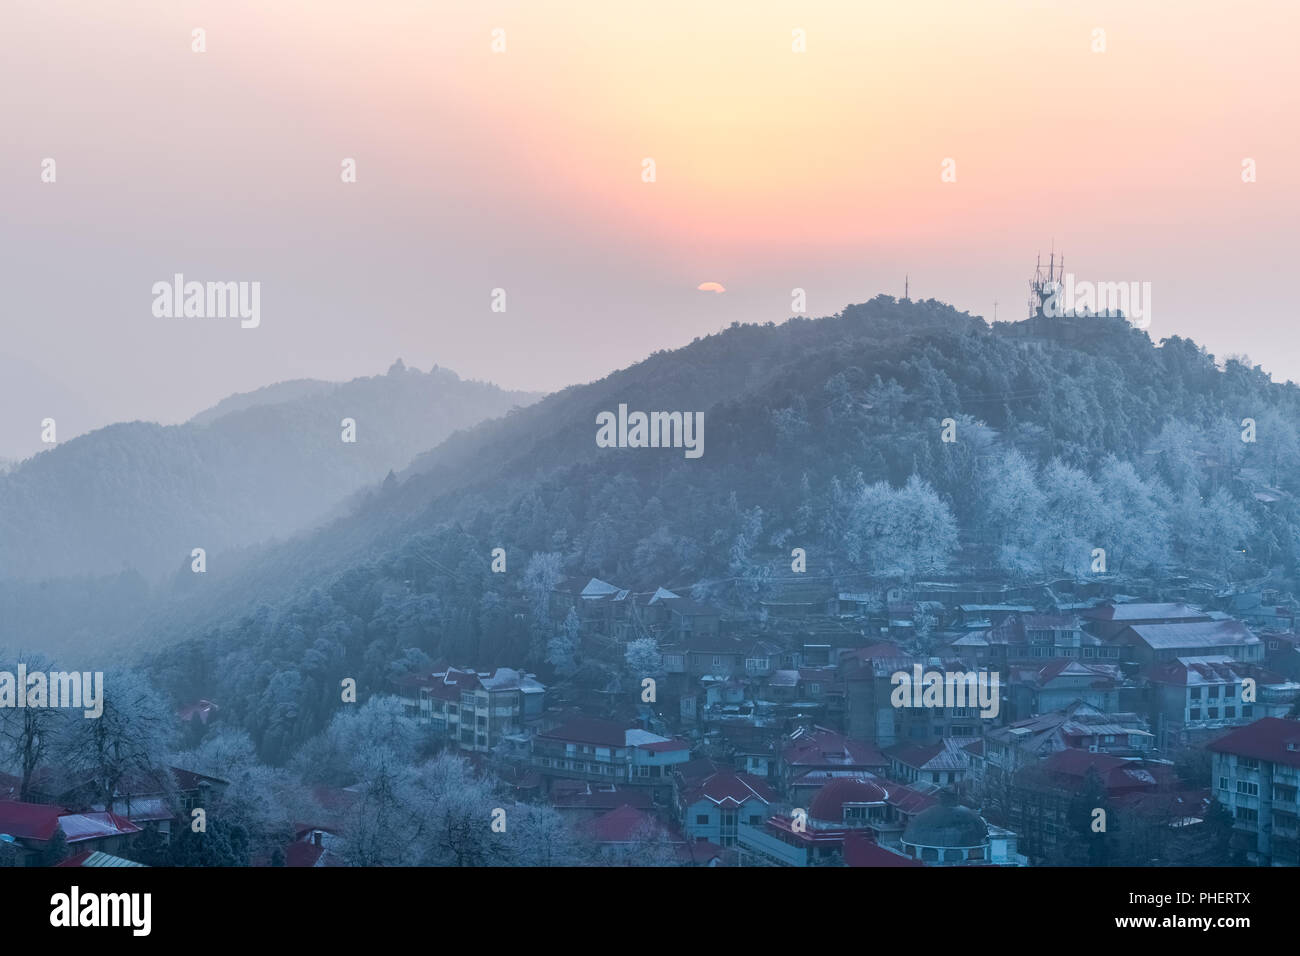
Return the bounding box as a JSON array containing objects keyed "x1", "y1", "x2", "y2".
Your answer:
[
  {"x1": 901, "y1": 803, "x2": 988, "y2": 849},
  {"x1": 809, "y1": 778, "x2": 888, "y2": 822}
]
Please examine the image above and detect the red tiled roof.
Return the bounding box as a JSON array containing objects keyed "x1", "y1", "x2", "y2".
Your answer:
[
  {"x1": 285, "y1": 841, "x2": 327, "y2": 867},
  {"x1": 885, "y1": 784, "x2": 939, "y2": 815},
  {"x1": 783, "y1": 727, "x2": 886, "y2": 769},
  {"x1": 537, "y1": 716, "x2": 629, "y2": 748},
  {"x1": 682, "y1": 771, "x2": 775, "y2": 809},
  {"x1": 1207, "y1": 717, "x2": 1300, "y2": 769},
  {"x1": 809, "y1": 778, "x2": 889, "y2": 822},
  {"x1": 637, "y1": 739, "x2": 690, "y2": 753},
  {"x1": 1041, "y1": 750, "x2": 1166, "y2": 792},
  {"x1": 843, "y1": 830, "x2": 923, "y2": 867},
  {"x1": 580, "y1": 805, "x2": 672, "y2": 843},
  {"x1": 0, "y1": 801, "x2": 65, "y2": 841},
  {"x1": 676, "y1": 840, "x2": 724, "y2": 865}
]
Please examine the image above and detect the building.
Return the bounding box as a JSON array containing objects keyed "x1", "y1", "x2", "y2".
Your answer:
[
  {"x1": 970, "y1": 701, "x2": 1153, "y2": 790},
  {"x1": 531, "y1": 717, "x2": 690, "y2": 791},
  {"x1": 675, "y1": 769, "x2": 775, "y2": 846},
  {"x1": 899, "y1": 795, "x2": 997, "y2": 865},
  {"x1": 1082, "y1": 603, "x2": 1212, "y2": 641},
  {"x1": 1114, "y1": 620, "x2": 1265, "y2": 666},
  {"x1": 1145, "y1": 656, "x2": 1300, "y2": 750},
  {"x1": 778, "y1": 726, "x2": 888, "y2": 793},
  {"x1": 884, "y1": 738, "x2": 974, "y2": 789},
  {"x1": 1007, "y1": 659, "x2": 1123, "y2": 719},
  {"x1": 0, "y1": 802, "x2": 141, "y2": 865},
  {"x1": 1207, "y1": 717, "x2": 1300, "y2": 866},
  {"x1": 950, "y1": 614, "x2": 1121, "y2": 665},
  {"x1": 395, "y1": 666, "x2": 545, "y2": 753}
]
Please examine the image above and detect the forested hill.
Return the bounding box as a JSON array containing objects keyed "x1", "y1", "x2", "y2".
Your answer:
[
  {"x1": 134, "y1": 295, "x2": 1300, "y2": 762},
  {"x1": 0, "y1": 361, "x2": 538, "y2": 581}
]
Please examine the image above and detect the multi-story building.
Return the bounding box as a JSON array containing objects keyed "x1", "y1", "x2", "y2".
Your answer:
[
  {"x1": 1112, "y1": 620, "x2": 1264, "y2": 666},
  {"x1": 675, "y1": 767, "x2": 775, "y2": 847},
  {"x1": 1208, "y1": 717, "x2": 1300, "y2": 866},
  {"x1": 395, "y1": 666, "x2": 545, "y2": 753},
  {"x1": 1006, "y1": 659, "x2": 1123, "y2": 719},
  {"x1": 531, "y1": 717, "x2": 690, "y2": 794},
  {"x1": 1145, "y1": 656, "x2": 1300, "y2": 751}
]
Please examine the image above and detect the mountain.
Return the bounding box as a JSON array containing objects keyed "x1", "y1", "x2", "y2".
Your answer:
[
  {"x1": 188, "y1": 379, "x2": 337, "y2": 426},
  {"x1": 0, "y1": 361, "x2": 539, "y2": 582},
  {"x1": 16, "y1": 297, "x2": 1300, "y2": 764}
]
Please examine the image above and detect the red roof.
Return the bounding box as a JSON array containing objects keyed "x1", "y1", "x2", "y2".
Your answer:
[
  {"x1": 580, "y1": 805, "x2": 672, "y2": 843},
  {"x1": 676, "y1": 840, "x2": 724, "y2": 865},
  {"x1": 55, "y1": 851, "x2": 95, "y2": 867},
  {"x1": 783, "y1": 727, "x2": 886, "y2": 769},
  {"x1": 809, "y1": 778, "x2": 889, "y2": 823},
  {"x1": 1207, "y1": 717, "x2": 1300, "y2": 769},
  {"x1": 537, "y1": 716, "x2": 629, "y2": 748},
  {"x1": 885, "y1": 783, "x2": 939, "y2": 815},
  {"x1": 843, "y1": 830, "x2": 923, "y2": 867},
  {"x1": 1041, "y1": 750, "x2": 1167, "y2": 793},
  {"x1": 682, "y1": 771, "x2": 775, "y2": 809},
  {"x1": 0, "y1": 801, "x2": 65, "y2": 841},
  {"x1": 637, "y1": 739, "x2": 690, "y2": 754}
]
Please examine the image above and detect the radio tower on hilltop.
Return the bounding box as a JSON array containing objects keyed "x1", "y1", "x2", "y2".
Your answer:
[{"x1": 1028, "y1": 246, "x2": 1063, "y2": 318}]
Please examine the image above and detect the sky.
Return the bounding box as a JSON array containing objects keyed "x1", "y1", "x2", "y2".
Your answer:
[{"x1": 2, "y1": 0, "x2": 1298, "y2": 454}]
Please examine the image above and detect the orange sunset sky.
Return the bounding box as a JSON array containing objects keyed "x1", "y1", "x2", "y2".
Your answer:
[{"x1": 2, "y1": 0, "x2": 1298, "y2": 434}]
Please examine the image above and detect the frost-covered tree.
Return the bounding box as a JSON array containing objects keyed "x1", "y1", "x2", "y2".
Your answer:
[
  {"x1": 1032, "y1": 460, "x2": 1104, "y2": 578},
  {"x1": 0, "y1": 651, "x2": 66, "y2": 802},
  {"x1": 1096, "y1": 457, "x2": 1170, "y2": 574},
  {"x1": 292, "y1": 695, "x2": 421, "y2": 787},
  {"x1": 521, "y1": 551, "x2": 564, "y2": 629},
  {"x1": 846, "y1": 475, "x2": 957, "y2": 579},
  {"x1": 625, "y1": 637, "x2": 662, "y2": 679},
  {"x1": 56, "y1": 669, "x2": 174, "y2": 808}
]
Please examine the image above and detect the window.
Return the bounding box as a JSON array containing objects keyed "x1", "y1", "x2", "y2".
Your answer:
[
  {"x1": 1236, "y1": 780, "x2": 1259, "y2": 796},
  {"x1": 1226, "y1": 706, "x2": 1235, "y2": 718},
  {"x1": 1219, "y1": 776, "x2": 1229, "y2": 792},
  {"x1": 696, "y1": 814, "x2": 710, "y2": 825},
  {"x1": 1208, "y1": 685, "x2": 1220, "y2": 698},
  {"x1": 749, "y1": 815, "x2": 762, "y2": 825},
  {"x1": 1208, "y1": 708, "x2": 1219, "y2": 719},
  {"x1": 1189, "y1": 687, "x2": 1202, "y2": 700},
  {"x1": 1190, "y1": 709, "x2": 1201, "y2": 720},
  {"x1": 1243, "y1": 706, "x2": 1254, "y2": 717},
  {"x1": 713, "y1": 656, "x2": 723, "y2": 668}
]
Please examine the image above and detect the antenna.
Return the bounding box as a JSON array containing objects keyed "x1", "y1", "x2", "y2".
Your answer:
[{"x1": 904, "y1": 275, "x2": 909, "y2": 300}]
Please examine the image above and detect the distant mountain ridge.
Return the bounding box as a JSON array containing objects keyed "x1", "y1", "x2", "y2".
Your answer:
[{"x1": 0, "y1": 361, "x2": 540, "y2": 582}]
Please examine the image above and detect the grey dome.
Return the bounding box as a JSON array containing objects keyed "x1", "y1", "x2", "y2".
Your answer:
[{"x1": 901, "y1": 803, "x2": 988, "y2": 848}]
